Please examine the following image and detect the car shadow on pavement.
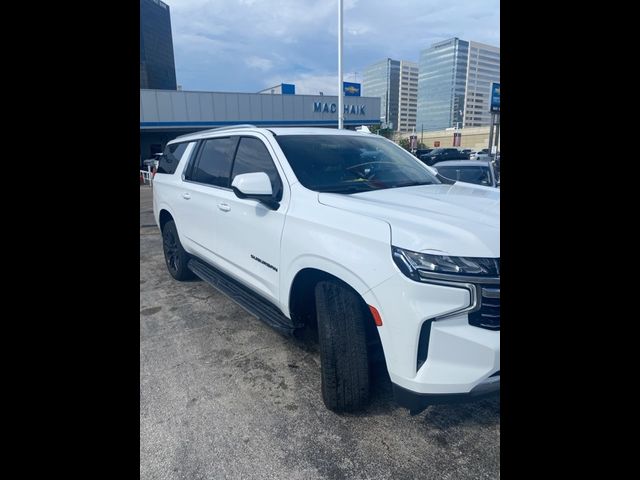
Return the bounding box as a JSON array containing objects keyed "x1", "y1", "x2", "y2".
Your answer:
[
  {"x1": 291, "y1": 331, "x2": 500, "y2": 426},
  {"x1": 367, "y1": 361, "x2": 500, "y2": 427}
]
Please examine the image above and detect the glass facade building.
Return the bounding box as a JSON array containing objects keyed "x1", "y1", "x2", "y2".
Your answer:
[
  {"x1": 416, "y1": 38, "x2": 469, "y2": 132},
  {"x1": 362, "y1": 59, "x2": 400, "y2": 130},
  {"x1": 417, "y1": 38, "x2": 500, "y2": 132},
  {"x1": 140, "y1": 0, "x2": 177, "y2": 90}
]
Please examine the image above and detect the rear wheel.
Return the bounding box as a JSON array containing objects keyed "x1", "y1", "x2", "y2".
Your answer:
[
  {"x1": 162, "y1": 220, "x2": 194, "y2": 281},
  {"x1": 315, "y1": 280, "x2": 371, "y2": 412}
]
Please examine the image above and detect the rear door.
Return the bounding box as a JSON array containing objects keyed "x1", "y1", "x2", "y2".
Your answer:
[{"x1": 178, "y1": 136, "x2": 238, "y2": 262}]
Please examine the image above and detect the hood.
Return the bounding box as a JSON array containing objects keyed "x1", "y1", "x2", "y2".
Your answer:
[{"x1": 318, "y1": 183, "x2": 500, "y2": 258}]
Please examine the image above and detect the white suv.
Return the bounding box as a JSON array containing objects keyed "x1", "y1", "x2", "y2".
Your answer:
[{"x1": 153, "y1": 125, "x2": 500, "y2": 414}]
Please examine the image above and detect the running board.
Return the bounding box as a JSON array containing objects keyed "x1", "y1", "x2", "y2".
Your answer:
[{"x1": 187, "y1": 257, "x2": 301, "y2": 336}]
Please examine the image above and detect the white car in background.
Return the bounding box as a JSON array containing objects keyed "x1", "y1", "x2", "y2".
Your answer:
[
  {"x1": 433, "y1": 160, "x2": 499, "y2": 188},
  {"x1": 470, "y1": 149, "x2": 491, "y2": 161}
]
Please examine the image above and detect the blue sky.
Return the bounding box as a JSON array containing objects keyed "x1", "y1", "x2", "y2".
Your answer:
[{"x1": 168, "y1": 0, "x2": 499, "y2": 95}]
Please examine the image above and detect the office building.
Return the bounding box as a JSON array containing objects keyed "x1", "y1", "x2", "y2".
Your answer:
[
  {"x1": 416, "y1": 38, "x2": 499, "y2": 131},
  {"x1": 140, "y1": 0, "x2": 177, "y2": 90},
  {"x1": 398, "y1": 61, "x2": 419, "y2": 133},
  {"x1": 462, "y1": 41, "x2": 500, "y2": 127}
]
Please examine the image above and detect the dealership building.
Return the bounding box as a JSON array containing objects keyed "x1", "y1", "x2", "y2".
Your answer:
[{"x1": 140, "y1": 89, "x2": 381, "y2": 162}]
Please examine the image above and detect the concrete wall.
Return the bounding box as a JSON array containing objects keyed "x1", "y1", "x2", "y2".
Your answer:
[{"x1": 398, "y1": 126, "x2": 499, "y2": 151}]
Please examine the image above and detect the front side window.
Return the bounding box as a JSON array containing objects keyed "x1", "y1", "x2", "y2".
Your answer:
[
  {"x1": 231, "y1": 137, "x2": 283, "y2": 200},
  {"x1": 275, "y1": 134, "x2": 440, "y2": 194},
  {"x1": 189, "y1": 137, "x2": 237, "y2": 187}
]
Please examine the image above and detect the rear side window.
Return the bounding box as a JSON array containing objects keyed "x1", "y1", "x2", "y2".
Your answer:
[
  {"x1": 189, "y1": 137, "x2": 237, "y2": 187},
  {"x1": 231, "y1": 137, "x2": 283, "y2": 200},
  {"x1": 158, "y1": 142, "x2": 189, "y2": 174}
]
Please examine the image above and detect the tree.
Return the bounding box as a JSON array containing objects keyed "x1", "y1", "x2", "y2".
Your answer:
[
  {"x1": 398, "y1": 137, "x2": 411, "y2": 151},
  {"x1": 378, "y1": 128, "x2": 394, "y2": 139}
]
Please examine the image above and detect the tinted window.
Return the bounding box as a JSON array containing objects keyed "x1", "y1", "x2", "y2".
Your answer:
[
  {"x1": 190, "y1": 137, "x2": 237, "y2": 187},
  {"x1": 436, "y1": 166, "x2": 492, "y2": 186},
  {"x1": 444, "y1": 149, "x2": 467, "y2": 159},
  {"x1": 158, "y1": 142, "x2": 189, "y2": 174},
  {"x1": 275, "y1": 135, "x2": 439, "y2": 194},
  {"x1": 231, "y1": 137, "x2": 283, "y2": 200}
]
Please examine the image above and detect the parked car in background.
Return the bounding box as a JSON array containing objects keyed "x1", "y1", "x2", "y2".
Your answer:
[
  {"x1": 433, "y1": 160, "x2": 499, "y2": 188},
  {"x1": 462, "y1": 148, "x2": 472, "y2": 155},
  {"x1": 419, "y1": 147, "x2": 469, "y2": 165},
  {"x1": 414, "y1": 148, "x2": 432, "y2": 159},
  {"x1": 470, "y1": 149, "x2": 491, "y2": 161}
]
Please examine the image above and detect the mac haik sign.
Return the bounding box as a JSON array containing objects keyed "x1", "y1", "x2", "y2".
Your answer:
[{"x1": 313, "y1": 102, "x2": 366, "y2": 115}]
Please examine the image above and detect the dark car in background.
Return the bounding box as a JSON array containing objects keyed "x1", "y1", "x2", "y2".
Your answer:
[
  {"x1": 433, "y1": 160, "x2": 499, "y2": 188},
  {"x1": 419, "y1": 147, "x2": 469, "y2": 166},
  {"x1": 414, "y1": 148, "x2": 433, "y2": 159}
]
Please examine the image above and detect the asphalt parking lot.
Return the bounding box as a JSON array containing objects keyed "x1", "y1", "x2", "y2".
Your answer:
[{"x1": 140, "y1": 186, "x2": 500, "y2": 480}]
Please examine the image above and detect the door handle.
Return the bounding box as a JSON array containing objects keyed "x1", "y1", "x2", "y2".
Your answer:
[
  {"x1": 217, "y1": 202, "x2": 231, "y2": 212},
  {"x1": 182, "y1": 193, "x2": 191, "y2": 200}
]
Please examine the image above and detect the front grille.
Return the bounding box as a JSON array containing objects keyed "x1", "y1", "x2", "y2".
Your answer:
[{"x1": 469, "y1": 287, "x2": 500, "y2": 330}]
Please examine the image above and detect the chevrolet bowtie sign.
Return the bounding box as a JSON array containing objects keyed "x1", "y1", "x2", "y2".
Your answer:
[
  {"x1": 313, "y1": 102, "x2": 366, "y2": 115},
  {"x1": 343, "y1": 82, "x2": 361, "y2": 97}
]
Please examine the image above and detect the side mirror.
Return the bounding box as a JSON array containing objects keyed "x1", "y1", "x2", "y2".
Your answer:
[
  {"x1": 231, "y1": 172, "x2": 279, "y2": 210},
  {"x1": 425, "y1": 165, "x2": 438, "y2": 176}
]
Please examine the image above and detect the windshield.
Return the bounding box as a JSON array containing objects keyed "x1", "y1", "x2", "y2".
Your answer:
[
  {"x1": 275, "y1": 134, "x2": 440, "y2": 193},
  {"x1": 436, "y1": 165, "x2": 492, "y2": 186}
]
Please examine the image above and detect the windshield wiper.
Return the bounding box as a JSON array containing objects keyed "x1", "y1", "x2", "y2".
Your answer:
[
  {"x1": 319, "y1": 187, "x2": 372, "y2": 194},
  {"x1": 392, "y1": 181, "x2": 434, "y2": 188}
]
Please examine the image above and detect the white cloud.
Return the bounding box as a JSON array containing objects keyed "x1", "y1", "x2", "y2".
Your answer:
[
  {"x1": 264, "y1": 73, "x2": 340, "y2": 96},
  {"x1": 245, "y1": 56, "x2": 274, "y2": 71}
]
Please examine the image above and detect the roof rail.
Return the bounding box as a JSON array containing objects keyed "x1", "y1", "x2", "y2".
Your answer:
[
  {"x1": 211, "y1": 124, "x2": 257, "y2": 132},
  {"x1": 174, "y1": 124, "x2": 257, "y2": 140}
]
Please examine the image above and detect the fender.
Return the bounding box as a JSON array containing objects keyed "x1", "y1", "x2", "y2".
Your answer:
[
  {"x1": 154, "y1": 202, "x2": 176, "y2": 229},
  {"x1": 278, "y1": 191, "x2": 395, "y2": 317},
  {"x1": 281, "y1": 256, "x2": 372, "y2": 316}
]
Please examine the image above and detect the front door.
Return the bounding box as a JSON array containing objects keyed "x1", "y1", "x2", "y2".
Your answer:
[{"x1": 211, "y1": 135, "x2": 289, "y2": 304}]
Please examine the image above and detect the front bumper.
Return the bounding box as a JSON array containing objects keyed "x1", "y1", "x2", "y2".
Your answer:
[
  {"x1": 361, "y1": 272, "x2": 500, "y2": 401},
  {"x1": 393, "y1": 373, "x2": 499, "y2": 413}
]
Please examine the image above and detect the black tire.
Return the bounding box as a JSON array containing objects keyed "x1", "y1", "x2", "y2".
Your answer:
[
  {"x1": 162, "y1": 220, "x2": 195, "y2": 281},
  {"x1": 315, "y1": 280, "x2": 370, "y2": 412}
]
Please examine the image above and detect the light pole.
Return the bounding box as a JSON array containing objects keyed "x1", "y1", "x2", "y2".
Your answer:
[{"x1": 337, "y1": 0, "x2": 344, "y2": 129}]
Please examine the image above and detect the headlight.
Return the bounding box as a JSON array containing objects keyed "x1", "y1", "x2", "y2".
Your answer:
[{"x1": 392, "y1": 246, "x2": 499, "y2": 282}]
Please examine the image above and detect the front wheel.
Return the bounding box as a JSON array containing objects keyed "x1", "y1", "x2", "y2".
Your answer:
[
  {"x1": 162, "y1": 220, "x2": 195, "y2": 281},
  {"x1": 315, "y1": 280, "x2": 371, "y2": 412}
]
